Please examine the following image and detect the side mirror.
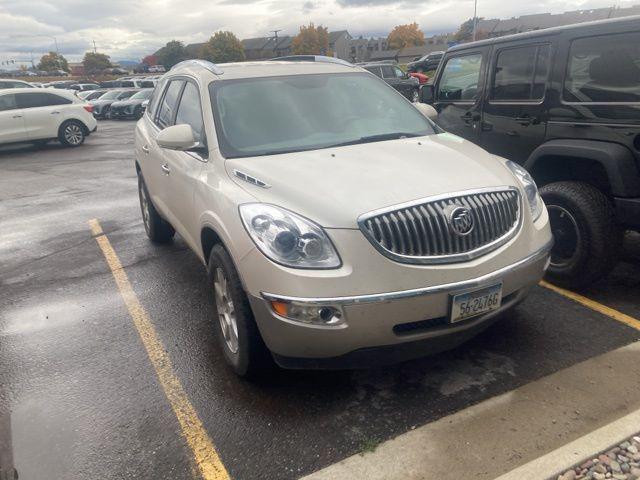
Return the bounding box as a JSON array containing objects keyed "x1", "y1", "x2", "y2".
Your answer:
[
  {"x1": 141, "y1": 100, "x2": 149, "y2": 110},
  {"x1": 414, "y1": 102, "x2": 438, "y2": 121},
  {"x1": 420, "y1": 84, "x2": 434, "y2": 104},
  {"x1": 156, "y1": 124, "x2": 198, "y2": 151}
]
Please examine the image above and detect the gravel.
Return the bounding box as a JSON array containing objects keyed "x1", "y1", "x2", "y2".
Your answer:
[{"x1": 556, "y1": 435, "x2": 640, "y2": 480}]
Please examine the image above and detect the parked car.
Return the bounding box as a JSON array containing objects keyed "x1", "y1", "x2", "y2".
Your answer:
[
  {"x1": 117, "y1": 79, "x2": 155, "y2": 88},
  {"x1": 0, "y1": 79, "x2": 35, "y2": 89},
  {"x1": 70, "y1": 83, "x2": 101, "y2": 92},
  {"x1": 90, "y1": 89, "x2": 139, "y2": 119},
  {"x1": 148, "y1": 65, "x2": 166, "y2": 73},
  {"x1": 109, "y1": 88, "x2": 153, "y2": 119},
  {"x1": 135, "y1": 57, "x2": 552, "y2": 376},
  {"x1": 77, "y1": 89, "x2": 107, "y2": 101},
  {"x1": 361, "y1": 62, "x2": 421, "y2": 102},
  {"x1": 407, "y1": 51, "x2": 444, "y2": 74},
  {"x1": 0, "y1": 88, "x2": 97, "y2": 147},
  {"x1": 420, "y1": 15, "x2": 640, "y2": 289}
]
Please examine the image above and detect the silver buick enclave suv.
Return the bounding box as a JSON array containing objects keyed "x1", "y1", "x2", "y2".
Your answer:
[{"x1": 135, "y1": 57, "x2": 553, "y2": 376}]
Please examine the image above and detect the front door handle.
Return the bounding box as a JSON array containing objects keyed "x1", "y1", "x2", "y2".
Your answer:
[
  {"x1": 51, "y1": 111, "x2": 60, "y2": 115},
  {"x1": 161, "y1": 164, "x2": 171, "y2": 175},
  {"x1": 515, "y1": 115, "x2": 539, "y2": 126},
  {"x1": 141, "y1": 144, "x2": 150, "y2": 154},
  {"x1": 12, "y1": 114, "x2": 22, "y2": 119}
]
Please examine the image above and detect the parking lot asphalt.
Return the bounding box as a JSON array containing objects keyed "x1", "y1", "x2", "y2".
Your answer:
[{"x1": 1, "y1": 121, "x2": 639, "y2": 480}]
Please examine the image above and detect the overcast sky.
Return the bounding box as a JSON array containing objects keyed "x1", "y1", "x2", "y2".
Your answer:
[{"x1": 0, "y1": 0, "x2": 637, "y2": 64}]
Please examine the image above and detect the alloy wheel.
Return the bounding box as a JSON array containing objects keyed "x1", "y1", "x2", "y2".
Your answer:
[
  {"x1": 64, "y1": 124, "x2": 83, "y2": 145},
  {"x1": 547, "y1": 204, "x2": 581, "y2": 269},
  {"x1": 214, "y1": 267, "x2": 239, "y2": 354}
]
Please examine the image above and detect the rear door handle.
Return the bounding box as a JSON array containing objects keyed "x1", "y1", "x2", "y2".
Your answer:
[
  {"x1": 161, "y1": 164, "x2": 171, "y2": 175},
  {"x1": 141, "y1": 144, "x2": 150, "y2": 154},
  {"x1": 51, "y1": 111, "x2": 60, "y2": 115},
  {"x1": 515, "y1": 116, "x2": 539, "y2": 126}
]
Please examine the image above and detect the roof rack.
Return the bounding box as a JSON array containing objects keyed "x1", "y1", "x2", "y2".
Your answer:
[
  {"x1": 170, "y1": 59, "x2": 224, "y2": 75},
  {"x1": 269, "y1": 55, "x2": 353, "y2": 67}
]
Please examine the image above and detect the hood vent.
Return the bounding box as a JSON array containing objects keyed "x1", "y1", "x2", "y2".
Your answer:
[{"x1": 233, "y1": 169, "x2": 271, "y2": 189}]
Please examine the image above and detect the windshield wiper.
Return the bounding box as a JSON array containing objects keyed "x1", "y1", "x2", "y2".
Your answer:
[{"x1": 327, "y1": 132, "x2": 422, "y2": 148}]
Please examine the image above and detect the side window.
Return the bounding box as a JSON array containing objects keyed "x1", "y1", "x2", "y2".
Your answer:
[
  {"x1": 15, "y1": 92, "x2": 72, "y2": 108},
  {"x1": 118, "y1": 91, "x2": 136, "y2": 100},
  {"x1": 492, "y1": 44, "x2": 550, "y2": 101},
  {"x1": 564, "y1": 32, "x2": 640, "y2": 103},
  {"x1": 147, "y1": 79, "x2": 167, "y2": 118},
  {"x1": 393, "y1": 66, "x2": 405, "y2": 78},
  {"x1": 0, "y1": 94, "x2": 17, "y2": 111},
  {"x1": 380, "y1": 65, "x2": 395, "y2": 78},
  {"x1": 156, "y1": 80, "x2": 185, "y2": 128},
  {"x1": 437, "y1": 53, "x2": 483, "y2": 101},
  {"x1": 0, "y1": 81, "x2": 10, "y2": 89},
  {"x1": 174, "y1": 82, "x2": 205, "y2": 146},
  {"x1": 365, "y1": 67, "x2": 382, "y2": 78}
]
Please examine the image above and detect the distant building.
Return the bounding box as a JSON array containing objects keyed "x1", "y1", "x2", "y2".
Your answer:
[
  {"x1": 328, "y1": 30, "x2": 351, "y2": 60},
  {"x1": 350, "y1": 33, "x2": 453, "y2": 64},
  {"x1": 68, "y1": 62, "x2": 84, "y2": 76}
]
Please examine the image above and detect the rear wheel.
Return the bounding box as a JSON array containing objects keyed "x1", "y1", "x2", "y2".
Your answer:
[
  {"x1": 540, "y1": 181, "x2": 622, "y2": 289},
  {"x1": 207, "y1": 244, "x2": 272, "y2": 377},
  {"x1": 137, "y1": 173, "x2": 174, "y2": 243},
  {"x1": 58, "y1": 120, "x2": 85, "y2": 147}
]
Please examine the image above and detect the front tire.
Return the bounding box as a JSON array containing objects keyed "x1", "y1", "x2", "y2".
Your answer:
[
  {"x1": 207, "y1": 244, "x2": 271, "y2": 377},
  {"x1": 137, "y1": 173, "x2": 175, "y2": 243},
  {"x1": 540, "y1": 181, "x2": 622, "y2": 289},
  {"x1": 58, "y1": 120, "x2": 85, "y2": 147}
]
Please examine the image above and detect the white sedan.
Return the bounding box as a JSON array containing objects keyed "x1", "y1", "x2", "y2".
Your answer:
[{"x1": 0, "y1": 88, "x2": 97, "y2": 147}]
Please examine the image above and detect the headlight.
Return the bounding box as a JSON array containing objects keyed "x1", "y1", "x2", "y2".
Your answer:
[
  {"x1": 505, "y1": 161, "x2": 543, "y2": 221},
  {"x1": 239, "y1": 204, "x2": 341, "y2": 269}
]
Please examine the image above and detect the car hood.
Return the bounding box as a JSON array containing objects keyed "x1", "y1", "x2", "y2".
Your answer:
[{"x1": 225, "y1": 133, "x2": 519, "y2": 229}]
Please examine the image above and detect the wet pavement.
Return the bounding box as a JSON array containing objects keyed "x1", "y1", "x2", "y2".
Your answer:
[{"x1": 1, "y1": 121, "x2": 639, "y2": 480}]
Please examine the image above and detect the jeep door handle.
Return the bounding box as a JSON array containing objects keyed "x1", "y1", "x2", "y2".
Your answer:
[
  {"x1": 161, "y1": 164, "x2": 171, "y2": 175},
  {"x1": 515, "y1": 116, "x2": 539, "y2": 126},
  {"x1": 141, "y1": 144, "x2": 150, "y2": 154}
]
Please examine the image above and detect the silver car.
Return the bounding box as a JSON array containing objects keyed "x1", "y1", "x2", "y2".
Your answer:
[{"x1": 134, "y1": 58, "x2": 553, "y2": 376}]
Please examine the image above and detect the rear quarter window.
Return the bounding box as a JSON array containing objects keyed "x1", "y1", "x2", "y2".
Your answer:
[{"x1": 564, "y1": 31, "x2": 640, "y2": 103}]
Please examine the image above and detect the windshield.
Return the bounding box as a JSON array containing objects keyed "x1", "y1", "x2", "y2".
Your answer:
[
  {"x1": 210, "y1": 72, "x2": 434, "y2": 158},
  {"x1": 130, "y1": 89, "x2": 153, "y2": 100},
  {"x1": 100, "y1": 90, "x2": 122, "y2": 100}
]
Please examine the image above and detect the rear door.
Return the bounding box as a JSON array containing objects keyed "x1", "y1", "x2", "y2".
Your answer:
[
  {"x1": 480, "y1": 41, "x2": 552, "y2": 163},
  {"x1": 431, "y1": 48, "x2": 490, "y2": 142},
  {"x1": 0, "y1": 93, "x2": 26, "y2": 143},
  {"x1": 16, "y1": 92, "x2": 73, "y2": 140}
]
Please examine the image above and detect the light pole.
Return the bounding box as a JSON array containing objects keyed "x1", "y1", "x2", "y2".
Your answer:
[{"x1": 472, "y1": 0, "x2": 478, "y2": 41}]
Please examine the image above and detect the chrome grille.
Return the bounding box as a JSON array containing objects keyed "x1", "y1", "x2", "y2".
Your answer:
[{"x1": 358, "y1": 188, "x2": 521, "y2": 264}]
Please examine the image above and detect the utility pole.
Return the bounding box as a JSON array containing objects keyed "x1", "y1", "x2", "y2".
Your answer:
[
  {"x1": 93, "y1": 39, "x2": 97, "y2": 53},
  {"x1": 270, "y1": 29, "x2": 282, "y2": 54},
  {"x1": 472, "y1": 0, "x2": 478, "y2": 41}
]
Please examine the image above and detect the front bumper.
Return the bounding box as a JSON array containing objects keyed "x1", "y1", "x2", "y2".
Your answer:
[{"x1": 248, "y1": 239, "x2": 552, "y2": 366}]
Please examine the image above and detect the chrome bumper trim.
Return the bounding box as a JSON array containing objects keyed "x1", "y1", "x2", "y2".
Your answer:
[{"x1": 262, "y1": 239, "x2": 553, "y2": 306}]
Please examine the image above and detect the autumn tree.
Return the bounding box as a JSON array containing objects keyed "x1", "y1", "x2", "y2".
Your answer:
[
  {"x1": 142, "y1": 54, "x2": 158, "y2": 66},
  {"x1": 200, "y1": 31, "x2": 245, "y2": 63},
  {"x1": 156, "y1": 40, "x2": 186, "y2": 69},
  {"x1": 37, "y1": 52, "x2": 69, "y2": 72},
  {"x1": 387, "y1": 23, "x2": 425, "y2": 50},
  {"x1": 83, "y1": 52, "x2": 112, "y2": 73},
  {"x1": 292, "y1": 23, "x2": 330, "y2": 55}
]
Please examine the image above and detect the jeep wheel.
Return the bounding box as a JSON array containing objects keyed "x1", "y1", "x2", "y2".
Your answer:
[
  {"x1": 540, "y1": 181, "x2": 622, "y2": 289},
  {"x1": 207, "y1": 244, "x2": 272, "y2": 377},
  {"x1": 137, "y1": 173, "x2": 175, "y2": 243}
]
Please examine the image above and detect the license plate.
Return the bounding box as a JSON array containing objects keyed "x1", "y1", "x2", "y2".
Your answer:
[{"x1": 450, "y1": 283, "x2": 503, "y2": 323}]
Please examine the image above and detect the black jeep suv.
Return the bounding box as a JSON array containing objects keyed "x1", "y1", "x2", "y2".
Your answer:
[
  {"x1": 420, "y1": 16, "x2": 640, "y2": 289},
  {"x1": 361, "y1": 62, "x2": 421, "y2": 102}
]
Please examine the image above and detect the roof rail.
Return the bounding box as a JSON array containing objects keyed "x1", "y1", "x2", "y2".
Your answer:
[
  {"x1": 270, "y1": 55, "x2": 353, "y2": 67},
  {"x1": 170, "y1": 59, "x2": 224, "y2": 75}
]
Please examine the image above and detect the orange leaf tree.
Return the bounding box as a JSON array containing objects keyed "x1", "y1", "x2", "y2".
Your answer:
[
  {"x1": 292, "y1": 23, "x2": 330, "y2": 55},
  {"x1": 387, "y1": 23, "x2": 425, "y2": 49}
]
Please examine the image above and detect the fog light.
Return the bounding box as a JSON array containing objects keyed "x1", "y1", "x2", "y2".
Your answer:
[{"x1": 268, "y1": 300, "x2": 345, "y2": 326}]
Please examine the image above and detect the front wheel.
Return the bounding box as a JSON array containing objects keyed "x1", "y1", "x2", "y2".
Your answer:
[
  {"x1": 540, "y1": 181, "x2": 622, "y2": 289},
  {"x1": 207, "y1": 244, "x2": 272, "y2": 377}
]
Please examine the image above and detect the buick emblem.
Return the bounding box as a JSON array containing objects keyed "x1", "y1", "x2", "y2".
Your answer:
[{"x1": 447, "y1": 205, "x2": 474, "y2": 236}]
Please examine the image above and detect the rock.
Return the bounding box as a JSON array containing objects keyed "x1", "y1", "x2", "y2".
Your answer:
[
  {"x1": 622, "y1": 463, "x2": 630, "y2": 473},
  {"x1": 600, "y1": 455, "x2": 612, "y2": 466},
  {"x1": 582, "y1": 460, "x2": 595, "y2": 470},
  {"x1": 631, "y1": 467, "x2": 640, "y2": 477},
  {"x1": 594, "y1": 464, "x2": 608, "y2": 474},
  {"x1": 621, "y1": 442, "x2": 632, "y2": 450},
  {"x1": 612, "y1": 475, "x2": 626, "y2": 480},
  {"x1": 629, "y1": 446, "x2": 639, "y2": 455},
  {"x1": 559, "y1": 470, "x2": 577, "y2": 480},
  {"x1": 611, "y1": 460, "x2": 621, "y2": 472},
  {"x1": 593, "y1": 474, "x2": 606, "y2": 480}
]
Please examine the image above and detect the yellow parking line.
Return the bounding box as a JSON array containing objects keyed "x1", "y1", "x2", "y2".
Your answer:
[
  {"x1": 89, "y1": 219, "x2": 230, "y2": 480},
  {"x1": 540, "y1": 280, "x2": 640, "y2": 331}
]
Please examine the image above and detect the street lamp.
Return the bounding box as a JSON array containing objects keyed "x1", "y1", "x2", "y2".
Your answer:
[{"x1": 473, "y1": 0, "x2": 478, "y2": 41}]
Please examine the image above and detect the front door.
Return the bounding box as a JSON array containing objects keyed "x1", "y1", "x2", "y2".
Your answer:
[
  {"x1": 479, "y1": 42, "x2": 551, "y2": 163},
  {"x1": 432, "y1": 49, "x2": 489, "y2": 143},
  {"x1": 0, "y1": 93, "x2": 26, "y2": 144}
]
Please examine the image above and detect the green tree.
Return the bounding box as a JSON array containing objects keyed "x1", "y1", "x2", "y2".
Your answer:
[
  {"x1": 454, "y1": 18, "x2": 487, "y2": 42},
  {"x1": 200, "y1": 31, "x2": 245, "y2": 63},
  {"x1": 83, "y1": 52, "x2": 112, "y2": 73},
  {"x1": 37, "y1": 52, "x2": 69, "y2": 72},
  {"x1": 387, "y1": 23, "x2": 425, "y2": 50},
  {"x1": 156, "y1": 40, "x2": 186, "y2": 69},
  {"x1": 292, "y1": 23, "x2": 330, "y2": 55}
]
